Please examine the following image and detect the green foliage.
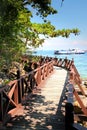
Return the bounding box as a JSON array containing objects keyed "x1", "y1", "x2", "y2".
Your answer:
[
  {"x1": 0, "y1": 0, "x2": 80, "y2": 69},
  {"x1": 23, "y1": 0, "x2": 57, "y2": 18}
]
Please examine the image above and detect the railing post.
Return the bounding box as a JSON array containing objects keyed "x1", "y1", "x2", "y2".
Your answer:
[
  {"x1": 17, "y1": 69, "x2": 21, "y2": 103},
  {"x1": 45, "y1": 63, "x2": 48, "y2": 77},
  {"x1": 35, "y1": 67, "x2": 41, "y2": 85},
  {"x1": 65, "y1": 83, "x2": 74, "y2": 130},
  {"x1": 41, "y1": 66, "x2": 44, "y2": 80},
  {"x1": 14, "y1": 82, "x2": 19, "y2": 105},
  {"x1": 51, "y1": 61, "x2": 54, "y2": 71},
  {"x1": 65, "y1": 102, "x2": 74, "y2": 130}
]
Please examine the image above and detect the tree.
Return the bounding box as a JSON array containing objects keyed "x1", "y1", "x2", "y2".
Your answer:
[{"x1": 0, "y1": 0, "x2": 80, "y2": 68}]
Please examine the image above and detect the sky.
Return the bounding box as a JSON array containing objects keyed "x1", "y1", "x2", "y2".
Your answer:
[{"x1": 31, "y1": 0, "x2": 87, "y2": 50}]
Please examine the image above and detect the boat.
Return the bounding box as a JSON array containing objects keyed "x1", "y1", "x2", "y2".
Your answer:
[{"x1": 54, "y1": 49, "x2": 85, "y2": 55}]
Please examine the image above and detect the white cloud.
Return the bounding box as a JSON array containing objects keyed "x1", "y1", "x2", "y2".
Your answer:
[{"x1": 37, "y1": 37, "x2": 87, "y2": 50}]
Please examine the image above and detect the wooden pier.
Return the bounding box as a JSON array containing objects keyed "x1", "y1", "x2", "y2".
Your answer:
[
  {"x1": 0, "y1": 57, "x2": 87, "y2": 130},
  {"x1": 5, "y1": 67, "x2": 67, "y2": 130}
]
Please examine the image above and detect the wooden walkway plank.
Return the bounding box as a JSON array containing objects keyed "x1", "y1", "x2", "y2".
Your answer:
[{"x1": 5, "y1": 67, "x2": 68, "y2": 130}]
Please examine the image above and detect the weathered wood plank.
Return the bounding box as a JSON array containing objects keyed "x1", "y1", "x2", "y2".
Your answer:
[{"x1": 5, "y1": 67, "x2": 67, "y2": 130}]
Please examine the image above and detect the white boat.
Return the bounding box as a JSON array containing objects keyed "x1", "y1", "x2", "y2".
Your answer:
[{"x1": 54, "y1": 49, "x2": 85, "y2": 55}]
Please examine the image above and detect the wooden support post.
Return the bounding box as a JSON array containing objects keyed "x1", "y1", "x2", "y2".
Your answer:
[
  {"x1": 41, "y1": 67, "x2": 45, "y2": 80},
  {"x1": 65, "y1": 102, "x2": 74, "y2": 130},
  {"x1": 65, "y1": 83, "x2": 74, "y2": 130},
  {"x1": 17, "y1": 70, "x2": 21, "y2": 103},
  {"x1": 14, "y1": 83, "x2": 18, "y2": 105}
]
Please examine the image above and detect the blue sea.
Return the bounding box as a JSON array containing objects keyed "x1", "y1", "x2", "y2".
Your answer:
[{"x1": 33, "y1": 50, "x2": 87, "y2": 79}]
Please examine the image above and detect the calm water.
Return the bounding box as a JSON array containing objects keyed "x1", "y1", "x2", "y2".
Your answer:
[{"x1": 34, "y1": 50, "x2": 87, "y2": 79}]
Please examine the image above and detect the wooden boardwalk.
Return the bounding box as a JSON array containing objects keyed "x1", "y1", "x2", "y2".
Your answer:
[{"x1": 5, "y1": 67, "x2": 68, "y2": 130}]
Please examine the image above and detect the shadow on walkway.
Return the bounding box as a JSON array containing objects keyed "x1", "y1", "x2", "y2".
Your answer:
[{"x1": 5, "y1": 70, "x2": 68, "y2": 130}]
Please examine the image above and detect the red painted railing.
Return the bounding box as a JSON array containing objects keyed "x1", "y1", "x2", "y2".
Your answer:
[
  {"x1": 0, "y1": 60, "x2": 53, "y2": 124},
  {"x1": 0, "y1": 56, "x2": 86, "y2": 128},
  {"x1": 53, "y1": 57, "x2": 87, "y2": 129}
]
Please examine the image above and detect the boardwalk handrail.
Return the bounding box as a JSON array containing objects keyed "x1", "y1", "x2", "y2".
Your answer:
[
  {"x1": 65, "y1": 62, "x2": 87, "y2": 129},
  {"x1": 53, "y1": 57, "x2": 87, "y2": 129},
  {"x1": 53, "y1": 57, "x2": 73, "y2": 70},
  {"x1": 0, "y1": 57, "x2": 74, "y2": 125},
  {"x1": 69, "y1": 64, "x2": 86, "y2": 96},
  {"x1": 65, "y1": 82, "x2": 87, "y2": 130},
  {"x1": 0, "y1": 60, "x2": 53, "y2": 124},
  {"x1": 0, "y1": 56, "x2": 86, "y2": 128}
]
